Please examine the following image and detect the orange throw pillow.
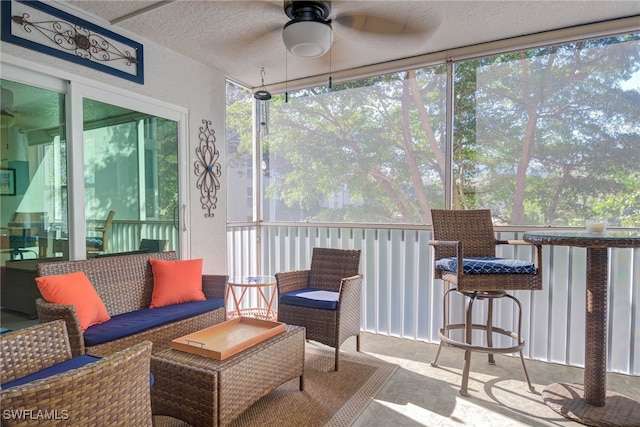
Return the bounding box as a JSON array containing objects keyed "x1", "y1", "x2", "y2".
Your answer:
[
  {"x1": 149, "y1": 258, "x2": 206, "y2": 308},
  {"x1": 36, "y1": 271, "x2": 110, "y2": 331}
]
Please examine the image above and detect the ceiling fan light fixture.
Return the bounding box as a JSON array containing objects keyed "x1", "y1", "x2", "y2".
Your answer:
[{"x1": 283, "y1": 20, "x2": 333, "y2": 58}]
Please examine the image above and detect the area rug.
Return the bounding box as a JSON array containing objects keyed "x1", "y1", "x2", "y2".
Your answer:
[{"x1": 153, "y1": 343, "x2": 397, "y2": 427}]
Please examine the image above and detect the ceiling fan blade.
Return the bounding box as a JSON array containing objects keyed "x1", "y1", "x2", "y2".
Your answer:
[
  {"x1": 231, "y1": 24, "x2": 282, "y2": 48},
  {"x1": 335, "y1": 14, "x2": 424, "y2": 36},
  {"x1": 221, "y1": 2, "x2": 284, "y2": 54},
  {"x1": 110, "y1": 1, "x2": 175, "y2": 25}
]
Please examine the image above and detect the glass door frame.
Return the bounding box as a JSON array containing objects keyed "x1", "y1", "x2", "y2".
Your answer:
[{"x1": 1, "y1": 60, "x2": 190, "y2": 260}]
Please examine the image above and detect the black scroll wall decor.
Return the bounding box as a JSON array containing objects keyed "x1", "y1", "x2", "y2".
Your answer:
[
  {"x1": 194, "y1": 120, "x2": 222, "y2": 218},
  {"x1": 1, "y1": 0, "x2": 144, "y2": 84}
]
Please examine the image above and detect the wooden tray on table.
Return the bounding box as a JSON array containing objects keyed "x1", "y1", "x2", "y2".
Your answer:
[{"x1": 170, "y1": 317, "x2": 286, "y2": 360}]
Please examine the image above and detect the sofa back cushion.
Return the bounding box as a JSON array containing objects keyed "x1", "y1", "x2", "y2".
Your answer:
[
  {"x1": 36, "y1": 271, "x2": 111, "y2": 331},
  {"x1": 149, "y1": 258, "x2": 206, "y2": 308},
  {"x1": 37, "y1": 252, "x2": 177, "y2": 316}
]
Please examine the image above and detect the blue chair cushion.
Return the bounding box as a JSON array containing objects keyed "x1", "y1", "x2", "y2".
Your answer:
[
  {"x1": 85, "y1": 237, "x2": 103, "y2": 248},
  {"x1": 1, "y1": 355, "x2": 100, "y2": 389},
  {"x1": 9, "y1": 235, "x2": 38, "y2": 243},
  {"x1": 280, "y1": 288, "x2": 339, "y2": 310},
  {"x1": 1, "y1": 354, "x2": 154, "y2": 389},
  {"x1": 436, "y1": 257, "x2": 536, "y2": 274},
  {"x1": 84, "y1": 298, "x2": 225, "y2": 347}
]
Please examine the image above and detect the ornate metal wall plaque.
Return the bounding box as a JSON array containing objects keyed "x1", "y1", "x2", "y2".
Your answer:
[
  {"x1": 1, "y1": 0, "x2": 144, "y2": 84},
  {"x1": 194, "y1": 120, "x2": 222, "y2": 218}
]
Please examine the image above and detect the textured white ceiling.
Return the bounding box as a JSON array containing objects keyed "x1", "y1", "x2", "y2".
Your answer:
[{"x1": 64, "y1": 0, "x2": 640, "y2": 89}]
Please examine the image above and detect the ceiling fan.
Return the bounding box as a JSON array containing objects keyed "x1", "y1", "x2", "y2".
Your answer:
[
  {"x1": 282, "y1": 1, "x2": 333, "y2": 58},
  {"x1": 281, "y1": 0, "x2": 423, "y2": 59},
  {"x1": 108, "y1": 1, "x2": 427, "y2": 62}
]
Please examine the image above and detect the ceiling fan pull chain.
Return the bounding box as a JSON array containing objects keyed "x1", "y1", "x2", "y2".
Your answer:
[
  {"x1": 285, "y1": 50, "x2": 289, "y2": 103},
  {"x1": 329, "y1": 46, "x2": 333, "y2": 90}
]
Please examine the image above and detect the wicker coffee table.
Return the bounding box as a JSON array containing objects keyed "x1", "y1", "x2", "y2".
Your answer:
[{"x1": 150, "y1": 324, "x2": 305, "y2": 427}]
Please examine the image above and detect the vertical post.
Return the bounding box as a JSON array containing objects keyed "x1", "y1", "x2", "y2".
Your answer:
[
  {"x1": 444, "y1": 61, "x2": 454, "y2": 210},
  {"x1": 584, "y1": 247, "x2": 608, "y2": 406}
]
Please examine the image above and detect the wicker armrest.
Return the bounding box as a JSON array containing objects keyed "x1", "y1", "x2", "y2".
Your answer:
[
  {"x1": 202, "y1": 274, "x2": 228, "y2": 300},
  {"x1": 0, "y1": 320, "x2": 72, "y2": 384},
  {"x1": 496, "y1": 239, "x2": 543, "y2": 269},
  {"x1": 429, "y1": 240, "x2": 460, "y2": 246},
  {"x1": 1, "y1": 341, "x2": 153, "y2": 426},
  {"x1": 338, "y1": 274, "x2": 363, "y2": 304},
  {"x1": 496, "y1": 239, "x2": 530, "y2": 245},
  {"x1": 275, "y1": 269, "x2": 311, "y2": 295},
  {"x1": 35, "y1": 298, "x2": 86, "y2": 356},
  {"x1": 429, "y1": 240, "x2": 464, "y2": 277}
]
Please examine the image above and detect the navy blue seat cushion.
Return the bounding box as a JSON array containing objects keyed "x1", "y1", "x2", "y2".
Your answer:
[
  {"x1": 85, "y1": 237, "x2": 103, "y2": 248},
  {"x1": 280, "y1": 288, "x2": 339, "y2": 310},
  {"x1": 9, "y1": 235, "x2": 38, "y2": 243},
  {"x1": 8, "y1": 235, "x2": 38, "y2": 246},
  {"x1": 2, "y1": 355, "x2": 154, "y2": 389},
  {"x1": 84, "y1": 298, "x2": 225, "y2": 347},
  {"x1": 436, "y1": 257, "x2": 536, "y2": 274},
  {"x1": 1, "y1": 355, "x2": 100, "y2": 389}
]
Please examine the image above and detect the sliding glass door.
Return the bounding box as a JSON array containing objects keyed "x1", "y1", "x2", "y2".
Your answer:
[
  {"x1": 82, "y1": 98, "x2": 180, "y2": 257},
  {"x1": 1, "y1": 69, "x2": 186, "y2": 266},
  {"x1": 0, "y1": 78, "x2": 67, "y2": 263}
]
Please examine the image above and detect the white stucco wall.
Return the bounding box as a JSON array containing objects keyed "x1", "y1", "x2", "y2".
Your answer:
[{"x1": 0, "y1": 2, "x2": 228, "y2": 274}]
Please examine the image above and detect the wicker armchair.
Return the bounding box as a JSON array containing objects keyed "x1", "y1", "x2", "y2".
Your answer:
[
  {"x1": 0, "y1": 211, "x2": 47, "y2": 260},
  {"x1": 86, "y1": 210, "x2": 115, "y2": 254},
  {"x1": 429, "y1": 209, "x2": 543, "y2": 396},
  {"x1": 0, "y1": 320, "x2": 153, "y2": 426},
  {"x1": 276, "y1": 247, "x2": 362, "y2": 371},
  {"x1": 139, "y1": 238, "x2": 169, "y2": 252}
]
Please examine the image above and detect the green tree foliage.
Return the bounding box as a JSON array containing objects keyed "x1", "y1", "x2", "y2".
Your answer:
[
  {"x1": 154, "y1": 118, "x2": 179, "y2": 220},
  {"x1": 226, "y1": 82, "x2": 253, "y2": 168},
  {"x1": 229, "y1": 34, "x2": 640, "y2": 226},
  {"x1": 465, "y1": 35, "x2": 640, "y2": 225},
  {"x1": 265, "y1": 69, "x2": 447, "y2": 223}
]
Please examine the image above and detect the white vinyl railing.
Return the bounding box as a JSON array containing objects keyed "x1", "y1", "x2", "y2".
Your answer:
[
  {"x1": 227, "y1": 223, "x2": 640, "y2": 377},
  {"x1": 107, "y1": 220, "x2": 638, "y2": 376},
  {"x1": 107, "y1": 220, "x2": 178, "y2": 253}
]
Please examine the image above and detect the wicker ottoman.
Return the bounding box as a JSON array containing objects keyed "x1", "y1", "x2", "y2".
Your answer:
[{"x1": 150, "y1": 325, "x2": 305, "y2": 427}]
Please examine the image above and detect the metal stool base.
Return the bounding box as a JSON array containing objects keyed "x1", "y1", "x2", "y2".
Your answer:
[{"x1": 431, "y1": 289, "x2": 535, "y2": 396}]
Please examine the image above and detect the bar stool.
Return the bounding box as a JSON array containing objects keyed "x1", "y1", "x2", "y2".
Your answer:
[{"x1": 429, "y1": 209, "x2": 543, "y2": 396}]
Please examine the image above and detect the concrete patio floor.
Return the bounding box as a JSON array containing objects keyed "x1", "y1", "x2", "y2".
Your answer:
[
  {"x1": 2, "y1": 310, "x2": 639, "y2": 426},
  {"x1": 352, "y1": 332, "x2": 640, "y2": 426}
]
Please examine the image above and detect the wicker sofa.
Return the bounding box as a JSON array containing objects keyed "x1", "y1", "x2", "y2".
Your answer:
[
  {"x1": 35, "y1": 251, "x2": 228, "y2": 357},
  {"x1": 0, "y1": 320, "x2": 153, "y2": 426}
]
